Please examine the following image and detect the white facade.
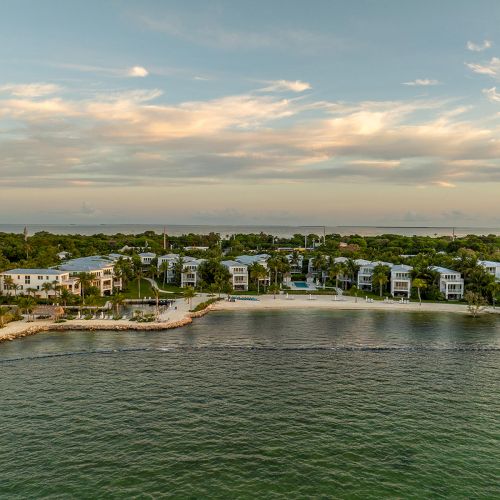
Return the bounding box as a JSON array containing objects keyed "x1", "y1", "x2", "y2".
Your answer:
[
  {"x1": 235, "y1": 254, "x2": 271, "y2": 286},
  {"x1": 181, "y1": 258, "x2": 205, "y2": 288},
  {"x1": 479, "y1": 260, "x2": 500, "y2": 282},
  {"x1": 356, "y1": 260, "x2": 392, "y2": 291},
  {"x1": 139, "y1": 252, "x2": 156, "y2": 265},
  {"x1": 59, "y1": 256, "x2": 122, "y2": 296},
  {"x1": 221, "y1": 260, "x2": 249, "y2": 291},
  {"x1": 390, "y1": 264, "x2": 413, "y2": 297},
  {"x1": 431, "y1": 266, "x2": 464, "y2": 300},
  {"x1": 0, "y1": 269, "x2": 80, "y2": 297}
]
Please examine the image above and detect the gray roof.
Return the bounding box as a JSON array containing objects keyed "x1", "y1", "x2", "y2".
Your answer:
[
  {"x1": 235, "y1": 254, "x2": 270, "y2": 265},
  {"x1": 391, "y1": 264, "x2": 413, "y2": 273},
  {"x1": 222, "y1": 260, "x2": 247, "y2": 268},
  {"x1": 2, "y1": 268, "x2": 67, "y2": 275},
  {"x1": 431, "y1": 266, "x2": 459, "y2": 274},
  {"x1": 59, "y1": 256, "x2": 115, "y2": 272}
]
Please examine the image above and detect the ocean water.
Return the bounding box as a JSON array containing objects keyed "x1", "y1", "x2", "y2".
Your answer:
[
  {"x1": 1, "y1": 310, "x2": 499, "y2": 498},
  {"x1": 1, "y1": 223, "x2": 499, "y2": 237}
]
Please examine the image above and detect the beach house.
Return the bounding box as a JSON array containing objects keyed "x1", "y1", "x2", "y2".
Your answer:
[
  {"x1": 390, "y1": 264, "x2": 413, "y2": 297},
  {"x1": 356, "y1": 260, "x2": 393, "y2": 291},
  {"x1": 221, "y1": 260, "x2": 249, "y2": 291},
  {"x1": 138, "y1": 252, "x2": 156, "y2": 266},
  {"x1": 0, "y1": 269, "x2": 80, "y2": 297},
  {"x1": 157, "y1": 253, "x2": 180, "y2": 283},
  {"x1": 58, "y1": 256, "x2": 122, "y2": 296},
  {"x1": 478, "y1": 260, "x2": 500, "y2": 282},
  {"x1": 430, "y1": 266, "x2": 464, "y2": 300},
  {"x1": 235, "y1": 254, "x2": 271, "y2": 286},
  {"x1": 181, "y1": 258, "x2": 205, "y2": 288}
]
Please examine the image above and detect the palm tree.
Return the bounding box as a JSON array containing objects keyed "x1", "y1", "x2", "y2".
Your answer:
[
  {"x1": 160, "y1": 261, "x2": 170, "y2": 287},
  {"x1": 110, "y1": 293, "x2": 125, "y2": 316},
  {"x1": 0, "y1": 306, "x2": 12, "y2": 328},
  {"x1": 77, "y1": 272, "x2": 93, "y2": 305},
  {"x1": 329, "y1": 262, "x2": 344, "y2": 290},
  {"x1": 136, "y1": 266, "x2": 144, "y2": 298},
  {"x1": 18, "y1": 296, "x2": 36, "y2": 321},
  {"x1": 59, "y1": 288, "x2": 72, "y2": 307},
  {"x1": 51, "y1": 280, "x2": 62, "y2": 299},
  {"x1": 26, "y1": 287, "x2": 38, "y2": 298},
  {"x1": 250, "y1": 263, "x2": 268, "y2": 293},
  {"x1": 372, "y1": 265, "x2": 390, "y2": 297},
  {"x1": 314, "y1": 253, "x2": 329, "y2": 286},
  {"x1": 41, "y1": 282, "x2": 52, "y2": 298},
  {"x1": 183, "y1": 287, "x2": 196, "y2": 309},
  {"x1": 345, "y1": 259, "x2": 360, "y2": 289},
  {"x1": 268, "y1": 284, "x2": 280, "y2": 299},
  {"x1": 412, "y1": 278, "x2": 427, "y2": 305},
  {"x1": 350, "y1": 284, "x2": 359, "y2": 302},
  {"x1": 3, "y1": 276, "x2": 15, "y2": 297}
]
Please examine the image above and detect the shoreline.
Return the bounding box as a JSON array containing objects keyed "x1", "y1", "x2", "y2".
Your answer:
[{"x1": 1, "y1": 295, "x2": 498, "y2": 343}]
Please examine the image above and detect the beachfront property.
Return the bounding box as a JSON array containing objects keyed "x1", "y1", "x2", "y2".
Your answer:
[
  {"x1": 479, "y1": 260, "x2": 500, "y2": 282},
  {"x1": 286, "y1": 253, "x2": 304, "y2": 274},
  {"x1": 139, "y1": 252, "x2": 156, "y2": 265},
  {"x1": 235, "y1": 254, "x2": 271, "y2": 286},
  {"x1": 0, "y1": 269, "x2": 80, "y2": 297},
  {"x1": 430, "y1": 266, "x2": 464, "y2": 300},
  {"x1": 157, "y1": 253, "x2": 180, "y2": 283},
  {"x1": 181, "y1": 258, "x2": 205, "y2": 288},
  {"x1": 221, "y1": 260, "x2": 249, "y2": 291},
  {"x1": 58, "y1": 256, "x2": 122, "y2": 296},
  {"x1": 390, "y1": 264, "x2": 413, "y2": 297}
]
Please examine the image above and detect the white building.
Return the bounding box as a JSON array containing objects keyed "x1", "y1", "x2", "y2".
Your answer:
[
  {"x1": 286, "y1": 253, "x2": 304, "y2": 274},
  {"x1": 356, "y1": 260, "x2": 392, "y2": 291},
  {"x1": 138, "y1": 252, "x2": 156, "y2": 265},
  {"x1": 390, "y1": 264, "x2": 413, "y2": 297},
  {"x1": 157, "y1": 253, "x2": 180, "y2": 283},
  {"x1": 59, "y1": 256, "x2": 122, "y2": 296},
  {"x1": 479, "y1": 260, "x2": 500, "y2": 282},
  {"x1": 431, "y1": 266, "x2": 464, "y2": 300},
  {"x1": 235, "y1": 254, "x2": 271, "y2": 286},
  {"x1": 181, "y1": 258, "x2": 205, "y2": 288},
  {"x1": 0, "y1": 269, "x2": 80, "y2": 297},
  {"x1": 221, "y1": 260, "x2": 249, "y2": 291}
]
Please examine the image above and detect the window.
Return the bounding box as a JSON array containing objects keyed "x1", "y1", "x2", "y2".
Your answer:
[
  {"x1": 25, "y1": 276, "x2": 31, "y2": 284},
  {"x1": 38, "y1": 276, "x2": 43, "y2": 280}
]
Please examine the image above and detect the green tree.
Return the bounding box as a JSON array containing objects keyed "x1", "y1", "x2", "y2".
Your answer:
[
  {"x1": 412, "y1": 278, "x2": 427, "y2": 305},
  {"x1": 183, "y1": 287, "x2": 196, "y2": 309},
  {"x1": 372, "y1": 264, "x2": 390, "y2": 297},
  {"x1": 249, "y1": 263, "x2": 268, "y2": 293},
  {"x1": 0, "y1": 306, "x2": 13, "y2": 328},
  {"x1": 464, "y1": 291, "x2": 487, "y2": 318}
]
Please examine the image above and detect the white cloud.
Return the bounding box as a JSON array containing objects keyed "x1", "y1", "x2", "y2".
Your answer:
[
  {"x1": 402, "y1": 79, "x2": 440, "y2": 86},
  {"x1": 483, "y1": 87, "x2": 500, "y2": 102},
  {"x1": 466, "y1": 57, "x2": 500, "y2": 77},
  {"x1": 467, "y1": 40, "x2": 492, "y2": 52},
  {"x1": 0, "y1": 83, "x2": 61, "y2": 97},
  {"x1": 127, "y1": 66, "x2": 149, "y2": 77},
  {"x1": 260, "y1": 80, "x2": 312, "y2": 93}
]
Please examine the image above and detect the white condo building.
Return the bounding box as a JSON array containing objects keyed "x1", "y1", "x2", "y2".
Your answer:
[
  {"x1": 235, "y1": 254, "x2": 271, "y2": 286},
  {"x1": 58, "y1": 256, "x2": 122, "y2": 296},
  {"x1": 431, "y1": 266, "x2": 464, "y2": 300},
  {"x1": 181, "y1": 258, "x2": 205, "y2": 288},
  {"x1": 221, "y1": 260, "x2": 249, "y2": 291},
  {"x1": 479, "y1": 260, "x2": 500, "y2": 282},
  {"x1": 390, "y1": 264, "x2": 413, "y2": 297},
  {"x1": 0, "y1": 269, "x2": 80, "y2": 297}
]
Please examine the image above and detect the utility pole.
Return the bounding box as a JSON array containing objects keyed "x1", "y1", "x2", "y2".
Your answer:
[{"x1": 163, "y1": 226, "x2": 167, "y2": 250}]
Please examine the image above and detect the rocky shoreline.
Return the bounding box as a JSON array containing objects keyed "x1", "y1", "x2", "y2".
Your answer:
[{"x1": 0, "y1": 303, "x2": 216, "y2": 343}]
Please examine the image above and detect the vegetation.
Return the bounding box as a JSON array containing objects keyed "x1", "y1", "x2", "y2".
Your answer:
[{"x1": 190, "y1": 297, "x2": 222, "y2": 312}]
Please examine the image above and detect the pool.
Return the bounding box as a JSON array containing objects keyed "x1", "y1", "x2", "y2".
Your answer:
[{"x1": 293, "y1": 281, "x2": 310, "y2": 288}]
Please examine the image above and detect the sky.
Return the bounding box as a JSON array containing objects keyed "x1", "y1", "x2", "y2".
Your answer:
[{"x1": 1, "y1": 0, "x2": 500, "y2": 226}]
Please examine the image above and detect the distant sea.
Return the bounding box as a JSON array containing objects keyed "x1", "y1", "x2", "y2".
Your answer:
[{"x1": 1, "y1": 223, "x2": 499, "y2": 237}]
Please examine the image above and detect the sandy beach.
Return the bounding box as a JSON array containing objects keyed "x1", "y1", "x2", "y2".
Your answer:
[{"x1": 1, "y1": 294, "x2": 498, "y2": 343}]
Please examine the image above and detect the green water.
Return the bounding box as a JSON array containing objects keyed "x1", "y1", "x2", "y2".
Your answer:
[{"x1": 1, "y1": 310, "x2": 499, "y2": 498}]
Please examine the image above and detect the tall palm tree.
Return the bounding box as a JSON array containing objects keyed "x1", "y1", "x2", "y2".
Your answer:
[
  {"x1": 329, "y1": 262, "x2": 344, "y2": 290},
  {"x1": 345, "y1": 259, "x2": 360, "y2": 289},
  {"x1": 160, "y1": 261, "x2": 170, "y2": 287},
  {"x1": 372, "y1": 265, "x2": 390, "y2": 297},
  {"x1": 183, "y1": 287, "x2": 196, "y2": 309},
  {"x1": 110, "y1": 293, "x2": 125, "y2": 316},
  {"x1": 250, "y1": 263, "x2": 268, "y2": 293},
  {"x1": 51, "y1": 280, "x2": 62, "y2": 299},
  {"x1": 59, "y1": 288, "x2": 72, "y2": 307},
  {"x1": 412, "y1": 278, "x2": 427, "y2": 305},
  {"x1": 77, "y1": 272, "x2": 93, "y2": 305}
]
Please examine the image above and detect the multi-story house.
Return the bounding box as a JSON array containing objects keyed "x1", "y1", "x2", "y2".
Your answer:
[
  {"x1": 221, "y1": 261, "x2": 249, "y2": 291},
  {"x1": 479, "y1": 260, "x2": 500, "y2": 282},
  {"x1": 431, "y1": 266, "x2": 464, "y2": 300},
  {"x1": 58, "y1": 256, "x2": 122, "y2": 296},
  {"x1": 286, "y1": 253, "x2": 304, "y2": 274},
  {"x1": 138, "y1": 252, "x2": 156, "y2": 266},
  {"x1": 157, "y1": 253, "x2": 180, "y2": 284},
  {"x1": 235, "y1": 254, "x2": 271, "y2": 286},
  {"x1": 0, "y1": 269, "x2": 80, "y2": 297},
  {"x1": 181, "y1": 258, "x2": 205, "y2": 288},
  {"x1": 390, "y1": 264, "x2": 413, "y2": 297}
]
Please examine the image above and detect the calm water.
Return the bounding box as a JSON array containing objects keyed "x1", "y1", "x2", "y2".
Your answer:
[
  {"x1": 1, "y1": 310, "x2": 499, "y2": 498},
  {"x1": 1, "y1": 223, "x2": 499, "y2": 237}
]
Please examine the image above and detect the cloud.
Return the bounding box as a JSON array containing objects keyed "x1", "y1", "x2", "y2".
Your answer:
[
  {"x1": 2, "y1": 83, "x2": 500, "y2": 191},
  {"x1": 127, "y1": 66, "x2": 149, "y2": 77},
  {"x1": 402, "y1": 79, "x2": 440, "y2": 86},
  {"x1": 466, "y1": 57, "x2": 500, "y2": 77},
  {"x1": 482, "y1": 87, "x2": 500, "y2": 102},
  {"x1": 467, "y1": 40, "x2": 492, "y2": 52},
  {"x1": 0, "y1": 83, "x2": 61, "y2": 97},
  {"x1": 260, "y1": 80, "x2": 312, "y2": 93}
]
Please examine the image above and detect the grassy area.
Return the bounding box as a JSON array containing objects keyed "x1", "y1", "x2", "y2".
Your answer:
[{"x1": 122, "y1": 279, "x2": 157, "y2": 299}]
